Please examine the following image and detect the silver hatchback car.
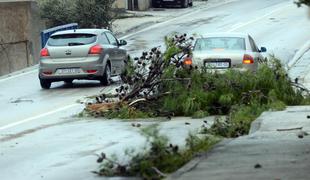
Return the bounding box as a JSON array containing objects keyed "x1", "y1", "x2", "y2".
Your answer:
[
  {"x1": 191, "y1": 33, "x2": 266, "y2": 72},
  {"x1": 39, "y1": 29, "x2": 128, "y2": 89}
]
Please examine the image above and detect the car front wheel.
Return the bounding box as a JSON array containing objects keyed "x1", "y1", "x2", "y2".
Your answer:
[
  {"x1": 182, "y1": 0, "x2": 189, "y2": 8},
  {"x1": 40, "y1": 79, "x2": 51, "y2": 89},
  {"x1": 100, "y1": 64, "x2": 111, "y2": 86}
]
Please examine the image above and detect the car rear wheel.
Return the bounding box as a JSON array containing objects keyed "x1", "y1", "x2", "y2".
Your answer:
[
  {"x1": 189, "y1": 1, "x2": 193, "y2": 7},
  {"x1": 40, "y1": 79, "x2": 51, "y2": 89},
  {"x1": 100, "y1": 64, "x2": 111, "y2": 86},
  {"x1": 152, "y1": 1, "x2": 160, "y2": 8},
  {"x1": 64, "y1": 79, "x2": 73, "y2": 84}
]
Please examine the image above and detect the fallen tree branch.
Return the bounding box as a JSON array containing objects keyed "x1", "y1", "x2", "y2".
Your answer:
[
  {"x1": 277, "y1": 127, "x2": 303, "y2": 131},
  {"x1": 128, "y1": 98, "x2": 147, "y2": 107}
]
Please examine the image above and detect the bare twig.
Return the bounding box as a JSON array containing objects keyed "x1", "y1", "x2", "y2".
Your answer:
[
  {"x1": 277, "y1": 127, "x2": 303, "y2": 131},
  {"x1": 128, "y1": 98, "x2": 147, "y2": 107}
]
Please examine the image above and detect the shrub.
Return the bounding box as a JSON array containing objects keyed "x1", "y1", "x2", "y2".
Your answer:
[
  {"x1": 38, "y1": 0, "x2": 76, "y2": 27},
  {"x1": 296, "y1": 0, "x2": 310, "y2": 7},
  {"x1": 38, "y1": 0, "x2": 115, "y2": 28}
]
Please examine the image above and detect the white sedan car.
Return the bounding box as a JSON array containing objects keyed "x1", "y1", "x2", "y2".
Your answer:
[{"x1": 191, "y1": 33, "x2": 267, "y2": 72}]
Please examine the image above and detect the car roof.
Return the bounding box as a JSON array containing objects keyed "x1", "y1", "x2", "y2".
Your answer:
[
  {"x1": 51, "y1": 28, "x2": 110, "y2": 36},
  {"x1": 198, "y1": 32, "x2": 249, "y2": 39}
]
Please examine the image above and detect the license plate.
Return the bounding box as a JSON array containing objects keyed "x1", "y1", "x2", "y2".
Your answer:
[
  {"x1": 205, "y1": 62, "x2": 230, "y2": 68},
  {"x1": 56, "y1": 68, "x2": 82, "y2": 75}
]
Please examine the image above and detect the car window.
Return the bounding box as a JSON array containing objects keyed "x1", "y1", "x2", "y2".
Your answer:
[
  {"x1": 248, "y1": 36, "x2": 259, "y2": 52},
  {"x1": 194, "y1": 37, "x2": 245, "y2": 51},
  {"x1": 99, "y1": 33, "x2": 110, "y2": 44},
  {"x1": 105, "y1": 32, "x2": 118, "y2": 46},
  {"x1": 48, "y1": 33, "x2": 97, "y2": 46}
]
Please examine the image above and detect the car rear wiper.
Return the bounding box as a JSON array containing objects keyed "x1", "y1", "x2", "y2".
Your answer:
[{"x1": 68, "y1": 42, "x2": 85, "y2": 46}]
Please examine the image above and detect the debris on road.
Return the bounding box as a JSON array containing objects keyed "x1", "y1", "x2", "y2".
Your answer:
[
  {"x1": 10, "y1": 98, "x2": 33, "y2": 103},
  {"x1": 85, "y1": 34, "x2": 194, "y2": 118},
  {"x1": 254, "y1": 163, "x2": 262, "y2": 169},
  {"x1": 297, "y1": 131, "x2": 309, "y2": 139},
  {"x1": 276, "y1": 127, "x2": 303, "y2": 131}
]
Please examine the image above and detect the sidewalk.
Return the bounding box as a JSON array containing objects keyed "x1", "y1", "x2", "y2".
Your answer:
[{"x1": 168, "y1": 106, "x2": 310, "y2": 180}]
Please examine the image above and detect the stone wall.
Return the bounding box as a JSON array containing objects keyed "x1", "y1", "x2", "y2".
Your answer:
[{"x1": 0, "y1": 1, "x2": 44, "y2": 76}]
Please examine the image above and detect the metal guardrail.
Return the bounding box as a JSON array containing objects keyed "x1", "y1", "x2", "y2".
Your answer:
[{"x1": 40, "y1": 23, "x2": 78, "y2": 48}]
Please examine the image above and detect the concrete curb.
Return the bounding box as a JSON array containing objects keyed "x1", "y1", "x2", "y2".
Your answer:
[
  {"x1": 248, "y1": 111, "x2": 275, "y2": 134},
  {"x1": 287, "y1": 40, "x2": 310, "y2": 70},
  {"x1": 166, "y1": 139, "x2": 233, "y2": 180}
]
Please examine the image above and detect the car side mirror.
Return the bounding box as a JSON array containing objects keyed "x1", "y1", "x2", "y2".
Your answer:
[
  {"x1": 118, "y1": 40, "x2": 127, "y2": 46},
  {"x1": 260, "y1": 47, "x2": 267, "y2": 52}
]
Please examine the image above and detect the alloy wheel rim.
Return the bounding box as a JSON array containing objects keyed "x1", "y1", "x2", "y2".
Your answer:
[{"x1": 107, "y1": 66, "x2": 111, "y2": 83}]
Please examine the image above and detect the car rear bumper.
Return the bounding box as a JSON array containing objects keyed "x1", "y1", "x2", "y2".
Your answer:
[
  {"x1": 39, "y1": 57, "x2": 104, "y2": 81},
  {"x1": 190, "y1": 63, "x2": 257, "y2": 72},
  {"x1": 153, "y1": 0, "x2": 184, "y2": 6},
  {"x1": 191, "y1": 59, "x2": 257, "y2": 72}
]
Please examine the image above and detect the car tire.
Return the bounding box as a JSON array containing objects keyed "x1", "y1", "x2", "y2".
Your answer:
[
  {"x1": 100, "y1": 64, "x2": 111, "y2": 86},
  {"x1": 152, "y1": 1, "x2": 159, "y2": 8},
  {"x1": 182, "y1": 0, "x2": 189, "y2": 8},
  {"x1": 64, "y1": 79, "x2": 73, "y2": 84},
  {"x1": 189, "y1": 1, "x2": 193, "y2": 7},
  {"x1": 40, "y1": 79, "x2": 51, "y2": 89}
]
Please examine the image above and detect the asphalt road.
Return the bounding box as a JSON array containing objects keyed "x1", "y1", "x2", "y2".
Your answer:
[{"x1": 1, "y1": 0, "x2": 310, "y2": 179}]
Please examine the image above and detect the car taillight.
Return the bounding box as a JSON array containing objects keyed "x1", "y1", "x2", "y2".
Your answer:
[
  {"x1": 86, "y1": 70, "x2": 98, "y2": 74},
  {"x1": 89, "y1": 45, "x2": 103, "y2": 54},
  {"x1": 42, "y1": 71, "x2": 52, "y2": 75},
  {"x1": 183, "y1": 57, "x2": 192, "y2": 65},
  {"x1": 243, "y1": 54, "x2": 254, "y2": 64},
  {"x1": 40, "y1": 48, "x2": 49, "y2": 57}
]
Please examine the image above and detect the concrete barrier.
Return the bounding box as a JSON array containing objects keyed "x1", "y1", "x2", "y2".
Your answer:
[{"x1": 0, "y1": 1, "x2": 44, "y2": 76}]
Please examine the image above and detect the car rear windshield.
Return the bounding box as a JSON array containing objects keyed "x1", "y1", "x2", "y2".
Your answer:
[
  {"x1": 194, "y1": 37, "x2": 246, "y2": 51},
  {"x1": 48, "y1": 33, "x2": 97, "y2": 46}
]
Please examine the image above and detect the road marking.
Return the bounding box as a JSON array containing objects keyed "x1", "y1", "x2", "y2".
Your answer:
[
  {"x1": 227, "y1": 4, "x2": 291, "y2": 32},
  {"x1": 0, "y1": 104, "x2": 80, "y2": 131}
]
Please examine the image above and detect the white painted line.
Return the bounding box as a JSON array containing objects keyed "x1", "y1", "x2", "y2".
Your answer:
[
  {"x1": 0, "y1": 103, "x2": 80, "y2": 131},
  {"x1": 230, "y1": 23, "x2": 243, "y2": 29},
  {"x1": 0, "y1": 69, "x2": 37, "y2": 83},
  {"x1": 227, "y1": 4, "x2": 291, "y2": 32}
]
